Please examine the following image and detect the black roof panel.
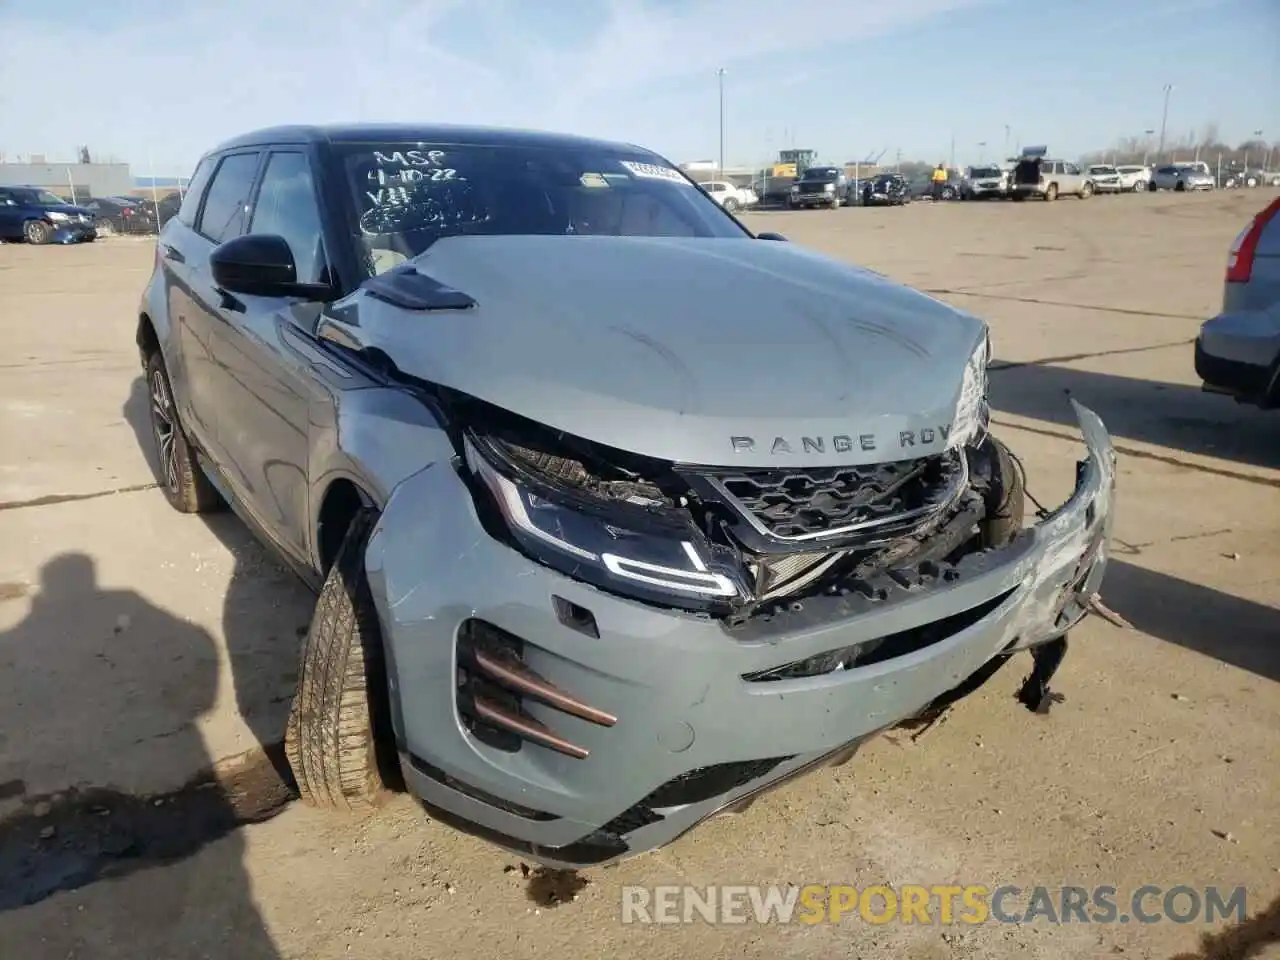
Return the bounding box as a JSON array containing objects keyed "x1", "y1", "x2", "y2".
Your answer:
[{"x1": 210, "y1": 123, "x2": 651, "y2": 157}]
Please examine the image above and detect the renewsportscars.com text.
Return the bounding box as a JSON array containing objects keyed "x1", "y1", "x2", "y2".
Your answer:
[{"x1": 620, "y1": 884, "x2": 1248, "y2": 926}]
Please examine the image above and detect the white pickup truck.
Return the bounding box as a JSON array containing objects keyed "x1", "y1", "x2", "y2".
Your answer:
[{"x1": 698, "y1": 180, "x2": 758, "y2": 212}]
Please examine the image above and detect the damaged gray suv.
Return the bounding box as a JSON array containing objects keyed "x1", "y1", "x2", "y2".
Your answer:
[{"x1": 137, "y1": 124, "x2": 1116, "y2": 868}]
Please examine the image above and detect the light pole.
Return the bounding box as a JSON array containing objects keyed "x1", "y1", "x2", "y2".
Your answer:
[
  {"x1": 1156, "y1": 84, "x2": 1172, "y2": 162},
  {"x1": 1003, "y1": 125, "x2": 1010, "y2": 160},
  {"x1": 717, "y1": 67, "x2": 726, "y2": 178},
  {"x1": 976, "y1": 141, "x2": 987, "y2": 165},
  {"x1": 1255, "y1": 130, "x2": 1270, "y2": 175}
]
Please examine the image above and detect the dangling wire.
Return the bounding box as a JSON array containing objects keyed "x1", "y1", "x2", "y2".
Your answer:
[{"x1": 1006, "y1": 447, "x2": 1052, "y2": 520}]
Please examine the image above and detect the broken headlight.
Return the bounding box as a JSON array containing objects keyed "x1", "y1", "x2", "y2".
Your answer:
[
  {"x1": 950, "y1": 331, "x2": 991, "y2": 449},
  {"x1": 463, "y1": 435, "x2": 747, "y2": 611}
]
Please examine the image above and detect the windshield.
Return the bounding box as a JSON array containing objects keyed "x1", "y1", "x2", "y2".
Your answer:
[
  {"x1": 800, "y1": 167, "x2": 840, "y2": 181},
  {"x1": 336, "y1": 141, "x2": 748, "y2": 275},
  {"x1": 969, "y1": 167, "x2": 1001, "y2": 178},
  {"x1": 1089, "y1": 166, "x2": 1116, "y2": 174},
  {"x1": 16, "y1": 189, "x2": 66, "y2": 206},
  {"x1": 1116, "y1": 166, "x2": 1142, "y2": 173}
]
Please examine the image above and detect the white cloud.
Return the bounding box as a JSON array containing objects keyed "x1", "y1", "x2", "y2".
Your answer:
[{"x1": 0, "y1": 0, "x2": 988, "y2": 170}]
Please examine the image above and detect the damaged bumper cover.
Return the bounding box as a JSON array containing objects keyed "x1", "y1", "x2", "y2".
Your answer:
[{"x1": 363, "y1": 400, "x2": 1115, "y2": 868}]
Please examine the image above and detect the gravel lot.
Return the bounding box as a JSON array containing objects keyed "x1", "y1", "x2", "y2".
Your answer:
[{"x1": 1, "y1": 190, "x2": 1277, "y2": 959}]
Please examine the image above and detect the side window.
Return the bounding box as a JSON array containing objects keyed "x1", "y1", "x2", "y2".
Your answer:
[
  {"x1": 1065, "y1": 163, "x2": 1080, "y2": 175},
  {"x1": 197, "y1": 152, "x2": 261, "y2": 244},
  {"x1": 177, "y1": 156, "x2": 216, "y2": 227},
  {"x1": 249, "y1": 151, "x2": 326, "y2": 285}
]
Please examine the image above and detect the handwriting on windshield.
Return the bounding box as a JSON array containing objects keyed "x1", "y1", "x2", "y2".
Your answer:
[{"x1": 364, "y1": 150, "x2": 461, "y2": 207}]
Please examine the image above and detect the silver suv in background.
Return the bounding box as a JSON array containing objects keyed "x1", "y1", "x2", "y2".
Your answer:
[
  {"x1": 1010, "y1": 148, "x2": 1094, "y2": 201},
  {"x1": 1085, "y1": 165, "x2": 1124, "y2": 194},
  {"x1": 1115, "y1": 165, "x2": 1151, "y2": 192},
  {"x1": 960, "y1": 165, "x2": 1008, "y2": 200},
  {"x1": 1195, "y1": 196, "x2": 1280, "y2": 407},
  {"x1": 1151, "y1": 163, "x2": 1215, "y2": 192}
]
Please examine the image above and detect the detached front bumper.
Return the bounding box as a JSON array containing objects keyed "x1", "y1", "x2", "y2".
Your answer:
[{"x1": 365, "y1": 401, "x2": 1116, "y2": 868}]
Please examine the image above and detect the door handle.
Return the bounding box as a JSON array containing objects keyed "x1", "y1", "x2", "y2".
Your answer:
[
  {"x1": 160, "y1": 243, "x2": 185, "y2": 263},
  {"x1": 215, "y1": 288, "x2": 246, "y2": 314}
]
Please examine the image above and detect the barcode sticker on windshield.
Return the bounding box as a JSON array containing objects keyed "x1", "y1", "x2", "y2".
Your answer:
[{"x1": 620, "y1": 161, "x2": 689, "y2": 184}]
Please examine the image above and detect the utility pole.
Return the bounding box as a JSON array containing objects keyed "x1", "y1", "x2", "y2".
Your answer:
[
  {"x1": 949, "y1": 132, "x2": 955, "y2": 170},
  {"x1": 895, "y1": 148, "x2": 902, "y2": 173},
  {"x1": 717, "y1": 67, "x2": 726, "y2": 178},
  {"x1": 1003, "y1": 125, "x2": 1010, "y2": 160},
  {"x1": 1143, "y1": 128, "x2": 1155, "y2": 166},
  {"x1": 976, "y1": 141, "x2": 987, "y2": 164},
  {"x1": 1156, "y1": 84, "x2": 1172, "y2": 162}
]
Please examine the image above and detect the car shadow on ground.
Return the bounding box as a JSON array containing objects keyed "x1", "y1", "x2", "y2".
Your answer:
[
  {"x1": 122, "y1": 376, "x2": 313, "y2": 789},
  {"x1": 1104, "y1": 560, "x2": 1279, "y2": 683},
  {"x1": 988, "y1": 360, "x2": 1280, "y2": 471},
  {"x1": 0, "y1": 552, "x2": 281, "y2": 959}
]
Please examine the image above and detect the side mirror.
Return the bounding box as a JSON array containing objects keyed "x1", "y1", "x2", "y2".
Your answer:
[
  {"x1": 756, "y1": 232, "x2": 788, "y2": 242},
  {"x1": 210, "y1": 234, "x2": 333, "y2": 301}
]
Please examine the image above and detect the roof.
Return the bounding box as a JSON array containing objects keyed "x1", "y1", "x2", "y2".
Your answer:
[{"x1": 210, "y1": 123, "x2": 651, "y2": 157}]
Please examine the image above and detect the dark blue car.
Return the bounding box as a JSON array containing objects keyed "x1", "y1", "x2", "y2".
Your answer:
[{"x1": 0, "y1": 186, "x2": 98, "y2": 244}]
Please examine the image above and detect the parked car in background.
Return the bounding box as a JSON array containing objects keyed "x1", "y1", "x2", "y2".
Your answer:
[
  {"x1": 1195, "y1": 196, "x2": 1280, "y2": 408},
  {"x1": 1151, "y1": 163, "x2": 1215, "y2": 192},
  {"x1": 699, "y1": 180, "x2": 757, "y2": 212},
  {"x1": 1085, "y1": 165, "x2": 1124, "y2": 194},
  {"x1": 0, "y1": 185, "x2": 98, "y2": 244},
  {"x1": 960, "y1": 165, "x2": 1008, "y2": 200},
  {"x1": 136, "y1": 122, "x2": 1115, "y2": 869},
  {"x1": 84, "y1": 196, "x2": 157, "y2": 235},
  {"x1": 860, "y1": 173, "x2": 909, "y2": 206},
  {"x1": 1010, "y1": 148, "x2": 1093, "y2": 201},
  {"x1": 1114, "y1": 165, "x2": 1151, "y2": 192},
  {"x1": 788, "y1": 165, "x2": 851, "y2": 208},
  {"x1": 152, "y1": 191, "x2": 184, "y2": 227}
]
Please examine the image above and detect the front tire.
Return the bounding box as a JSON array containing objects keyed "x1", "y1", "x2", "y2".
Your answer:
[
  {"x1": 145, "y1": 351, "x2": 222, "y2": 514},
  {"x1": 724, "y1": 197, "x2": 739, "y2": 212},
  {"x1": 1044, "y1": 183, "x2": 1058, "y2": 202},
  {"x1": 1079, "y1": 181, "x2": 1094, "y2": 198},
  {"x1": 23, "y1": 219, "x2": 51, "y2": 244},
  {"x1": 286, "y1": 509, "x2": 395, "y2": 812}
]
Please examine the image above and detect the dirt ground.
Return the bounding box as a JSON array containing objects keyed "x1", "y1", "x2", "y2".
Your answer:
[{"x1": 0, "y1": 190, "x2": 1277, "y2": 960}]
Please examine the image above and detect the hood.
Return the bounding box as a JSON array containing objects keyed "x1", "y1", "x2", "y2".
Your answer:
[
  {"x1": 42, "y1": 204, "x2": 93, "y2": 217},
  {"x1": 333, "y1": 235, "x2": 987, "y2": 468}
]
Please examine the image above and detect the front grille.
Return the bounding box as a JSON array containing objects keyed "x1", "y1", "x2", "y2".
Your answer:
[
  {"x1": 708, "y1": 449, "x2": 965, "y2": 544},
  {"x1": 644, "y1": 757, "x2": 792, "y2": 808}
]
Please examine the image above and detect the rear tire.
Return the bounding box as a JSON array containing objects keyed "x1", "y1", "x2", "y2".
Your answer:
[
  {"x1": 724, "y1": 198, "x2": 739, "y2": 212},
  {"x1": 286, "y1": 509, "x2": 396, "y2": 812},
  {"x1": 1044, "y1": 184, "x2": 1058, "y2": 202},
  {"x1": 1079, "y1": 182, "x2": 1094, "y2": 199},
  {"x1": 145, "y1": 351, "x2": 223, "y2": 514},
  {"x1": 1175, "y1": 181, "x2": 1186, "y2": 192}
]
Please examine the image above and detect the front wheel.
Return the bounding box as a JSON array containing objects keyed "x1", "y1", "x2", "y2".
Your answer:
[
  {"x1": 723, "y1": 197, "x2": 739, "y2": 212},
  {"x1": 1044, "y1": 184, "x2": 1058, "y2": 202},
  {"x1": 286, "y1": 509, "x2": 396, "y2": 812},
  {"x1": 1079, "y1": 182, "x2": 1094, "y2": 199},
  {"x1": 23, "y1": 219, "x2": 51, "y2": 244}
]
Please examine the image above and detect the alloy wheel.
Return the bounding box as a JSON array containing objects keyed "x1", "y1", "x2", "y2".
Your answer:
[{"x1": 150, "y1": 367, "x2": 179, "y2": 493}]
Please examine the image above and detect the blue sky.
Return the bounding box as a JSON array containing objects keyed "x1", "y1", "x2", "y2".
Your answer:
[{"x1": 0, "y1": 0, "x2": 1275, "y2": 176}]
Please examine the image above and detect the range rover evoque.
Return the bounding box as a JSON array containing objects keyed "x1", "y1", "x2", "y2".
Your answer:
[{"x1": 137, "y1": 124, "x2": 1116, "y2": 869}]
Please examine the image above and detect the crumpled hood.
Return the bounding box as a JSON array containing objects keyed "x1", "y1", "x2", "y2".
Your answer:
[{"x1": 341, "y1": 234, "x2": 988, "y2": 468}]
